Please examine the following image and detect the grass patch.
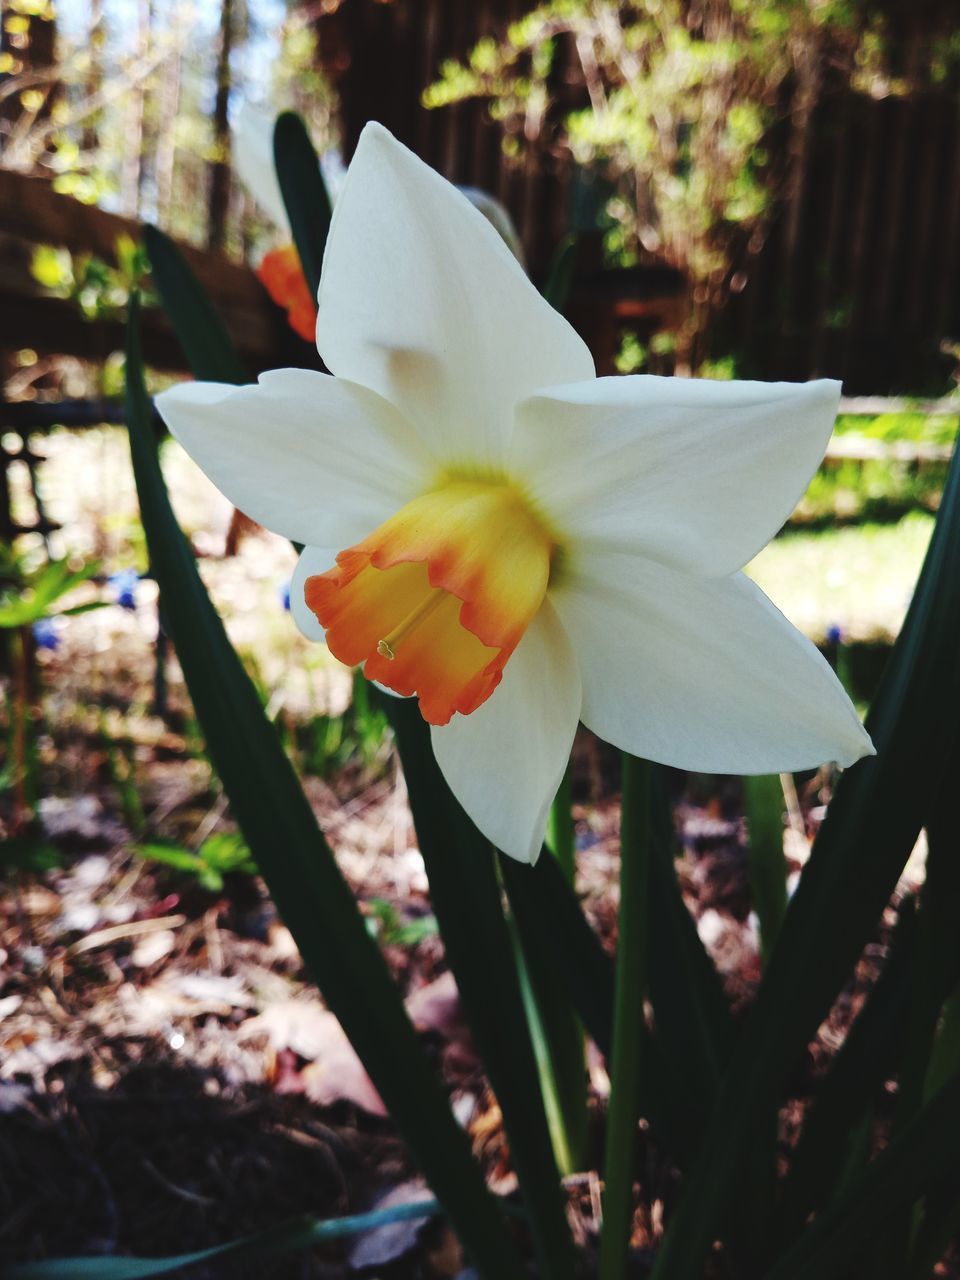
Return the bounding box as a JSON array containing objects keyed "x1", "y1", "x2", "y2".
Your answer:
[{"x1": 748, "y1": 512, "x2": 935, "y2": 644}]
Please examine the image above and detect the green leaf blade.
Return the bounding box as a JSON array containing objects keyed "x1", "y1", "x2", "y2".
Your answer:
[
  {"x1": 273, "y1": 112, "x2": 332, "y2": 301},
  {"x1": 382, "y1": 694, "x2": 579, "y2": 1280},
  {"x1": 651, "y1": 427, "x2": 960, "y2": 1279},
  {"x1": 123, "y1": 299, "x2": 524, "y2": 1280},
  {"x1": 143, "y1": 225, "x2": 248, "y2": 385}
]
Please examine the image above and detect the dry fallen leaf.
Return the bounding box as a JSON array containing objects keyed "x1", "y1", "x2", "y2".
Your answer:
[
  {"x1": 347, "y1": 1179, "x2": 433, "y2": 1271},
  {"x1": 243, "y1": 1000, "x2": 386, "y2": 1116}
]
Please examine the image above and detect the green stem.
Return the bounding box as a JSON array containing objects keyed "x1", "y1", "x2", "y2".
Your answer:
[
  {"x1": 599, "y1": 754, "x2": 652, "y2": 1279},
  {"x1": 745, "y1": 773, "x2": 789, "y2": 970},
  {"x1": 509, "y1": 915, "x2": 579, "y2": 1176},
  {"x1": 548, "y1": 764, "x2": 575, "y2": 883},
  {"x1": 530, "y1": 762, "x2": 589, "y2": 1173}
]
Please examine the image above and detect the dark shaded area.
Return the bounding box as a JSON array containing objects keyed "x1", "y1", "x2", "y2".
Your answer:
[{"x1": 0, "y1": 1057, "x2": 407, "y2": 1278}]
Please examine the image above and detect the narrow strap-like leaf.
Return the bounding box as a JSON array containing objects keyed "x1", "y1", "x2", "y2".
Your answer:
[
  {"x1": 382, "y1": 694, "x2": 579, "y2": 1280},
  {"x1": 745, "y1": 773, "x2": 789, "y2": 966},
  {"x1": 500, "y1": 838, "x2": 699, "y2": 1162},
  {"x1": 776, "y1": 895, "x2": 917, "y2": 1244},
  {"x1": 143, "y1": 225, "x2": 248, "y2": 385},
  {"x1": 646, "y1": 766, "x2": 732, "y2": 1139},
  {"x1": 273, "y1": 111, "x2": 332, "y2": 300},
  {"x1": 500, "y1": 846, "x2": 615, "y2": 1056},
  {"x1": 517, "y1": 764, "x2": 588, "y2": 1175},
  {"x1": 878, "y1": 748, "x2": 960, "y2": 1275},
  {"x1": 908, "y1": 984, "x2": 960, "y2": 1277},
  {"x1": 5, "y1": 1201, "x2": 440, "y2": 1279},
  {"x1": 651, "y1": 428, "x2": 960, "y2": 1279},
  {"x1": 599, "y1": 754, "x2": 653, "y2": 1280},
  {"x1": 762, "y1": 1071, "x2": 960, "y2": 1280},
  {"x1": 124, "y1": 300, "x2": 524, "y2": 1280}
]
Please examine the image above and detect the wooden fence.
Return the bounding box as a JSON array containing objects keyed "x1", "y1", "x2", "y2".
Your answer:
[
  {"x1": 2, "y1": 0, "x2": 959, "y2": 393},
  {"x1": 723, "y1": 85, "x2": 960, "y2": 393},
  {"x1": 0, "y1": 169, "x2": 287, "y2": 375},
  {"x1": 318, "y1": 0, "x2": 960, "y2": 394}
]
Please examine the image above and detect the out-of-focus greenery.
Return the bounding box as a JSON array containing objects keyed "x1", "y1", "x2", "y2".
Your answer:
[
  {"x1": 833, "y1": 410, "x2": 959, "y2": 448},
  {"x1": 800, "y1": 458, "x2": 949, "y2": 526},
  {"x1": 0, "y1": 546, "x2": 105, "y2": 840},
  {"x1": 797, "y1": 412, "x2": 958, "y2": 524},
  {"x1": 750, "y1": 511, "x2": 935, "y2": 644},
  {"x1": 2, "y1": 2, "x2": 337, "y2": 254},
  {"x1": 755, "y1": 409, "x2": 955, "y2": 642},
  {"x1": 31, "y1": 234, "x2": 154, "y2": 321},
  {"x1": 0, "y1": 549, "x2": 102, "y2": 629},
  {"x1": 271, "y1": 17, "x2": 341, "y2": 155},
  {"x1": 425, "y1": 0, "x2": 956, "y2": 366},
  {"x1": 296, "y1": 670, "x2": 390, "y2": 778},
  {"x1": 134, "y1": 832, "x2": 255, "y2": 893},
  {"x1": 365, "y1": 898, "x2": 439, "y2": 948}
]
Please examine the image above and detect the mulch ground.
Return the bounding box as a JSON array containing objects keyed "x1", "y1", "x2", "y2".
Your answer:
[{"x1": 0, "y1": 711, "x2": 927, "y2": 1275}]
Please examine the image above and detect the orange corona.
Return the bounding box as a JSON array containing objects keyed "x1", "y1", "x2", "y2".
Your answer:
[
  {"x1": 304, "y1": 480, "x2": 556, "y2": 725},
  {"x1": 257, "y1": 244, "x2": 317, "y2": 342}
]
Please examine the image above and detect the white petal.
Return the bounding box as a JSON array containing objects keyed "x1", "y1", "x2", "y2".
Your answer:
[
  {"x1": 430, "y1": 600, "x2": 581, "y2": 863},
  {"x1": 510, "y1": 376, "x2": 841, "y2": 576},
  {"x1": 290, "y1": 545, "x2": 336, "y2": 641},
  {"x1": 156, "y1": 369, "x2": 434, "y2": 547},
  {"x1": 317, "y1": 122, "x2": 594, "y2": 470},
  {"x1": 552, "y1": 551, "x2": 873, "y2": 774},
  {"x1": 233, "y1": 102, "x2": 290, "y2": 234}
]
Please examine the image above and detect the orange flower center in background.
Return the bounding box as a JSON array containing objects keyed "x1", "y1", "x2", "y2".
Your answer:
[
  {"x1": 257, "y1": 244, "x2": 317, "y2": 342},
  {"x1": 304, "y1": 480, "x2": 556, "y2": 725}
]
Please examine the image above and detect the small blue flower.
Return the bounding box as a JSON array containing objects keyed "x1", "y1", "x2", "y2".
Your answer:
[
  {"x1": 32, "y1": 618, "x2": 60, "y2": 651},
  {"x1": 279, "y1": 580, "x2": 291, "y2": 612},
  {"x1": 108, "y1": 568, "x2": 140, "y2": 610},
  {"x1": 826, "y1": 623, "x2": 844, "y2": 646}
]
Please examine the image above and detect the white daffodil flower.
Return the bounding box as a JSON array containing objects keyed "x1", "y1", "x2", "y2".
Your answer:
[
  {"x1": 156, "y1": 122, "x2": 874, "y2": 864},
  {"x1": 233, "y1": 102, "x2": 294, "y2": 234}
]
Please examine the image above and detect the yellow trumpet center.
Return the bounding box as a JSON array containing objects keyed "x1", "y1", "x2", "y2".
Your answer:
[{"x1": 304, "y1": 479, "x2": 556, "y2": 725}]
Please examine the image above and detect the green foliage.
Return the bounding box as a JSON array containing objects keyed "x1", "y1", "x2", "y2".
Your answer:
[
  {"x1": 31, "y1": 234, "x2": 153, "y2": 321},
  {"x1": 800, "y1": 458, "x2": 948, "y2": 527},
  {"x1": 615, "y1": 330, "x2": 648, "y2": 373},
  {"x1": 599, "y1": 755, "x2": 652, "y2": 1278},
  {"x1": 384, "y1": 695, "x2": 579, "y2": 1280},
  {"x1": 127, "y1": 118, "x2": 960, "y2": 1279},
  {"x1": 745, "y1": 774, "x2": 789, "y2": 966},
  {"x1": 4, "y1": 1198, "x2": 442, "y2": 1279},
  {"x1": 0, "y1": 554, "x2": 101, "y2": 629},
  {"x1": 0, "y1": 835, "x2": 63, "y2": 873},
  {"x1": 143, "y1": 225, "x2": 246, "y2": 384},
  {"x1": 295, "y1": 671, "x2": 389, "y2": 778},
  {"x1": 750, "y1": 515, "x2": 935, "y2": 644},
  {"x1": 0, "y1": 550, "x2": 103, "y2": 838},
  {"x1": 124, "y1": 298, "x2": 527, "y2": 1280},
  {"x1": 273, "y1": 111, "x2": 333, "y2": 300},
  {"x1": 135, "y1": 833, "x2": 255, "y2": 893},
  {"x1": 424, "y1": 1, "x2": 945, "y2": 362},
  {"x1": 651, "y1": 421, "x2": 960, "y2": 1276},
  {"x1": 365, "y1": 897, "x2": 438, "y2": 948}
]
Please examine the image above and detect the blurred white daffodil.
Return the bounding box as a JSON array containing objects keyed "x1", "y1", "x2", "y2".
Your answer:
[{"x1": 157, "y1": 123, "x2": 873, "y2": 863}]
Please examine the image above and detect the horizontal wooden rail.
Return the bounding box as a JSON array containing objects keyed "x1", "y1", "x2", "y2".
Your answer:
[
  {"x1": 0, "y1": 169, "x2": 301, "y2": 374},
  {"x1": 825, "y1": 436, "x2": 953, "y2": 464},
  {"x1": 838, "y1": 396, "x2": 959, "y2": 417}
]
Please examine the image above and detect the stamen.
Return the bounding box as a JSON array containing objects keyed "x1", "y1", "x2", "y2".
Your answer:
[{"x1": 376, "y1": 589, "x2": 447, "y2": 660}]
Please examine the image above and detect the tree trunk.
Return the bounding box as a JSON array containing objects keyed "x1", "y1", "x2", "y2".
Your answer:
[
  {"x1": 207, "y1": 0, "x2": 234, "y2": 252},
  {"x1": 120, "y1": 0, "x2": 151, "y2": 216}
]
